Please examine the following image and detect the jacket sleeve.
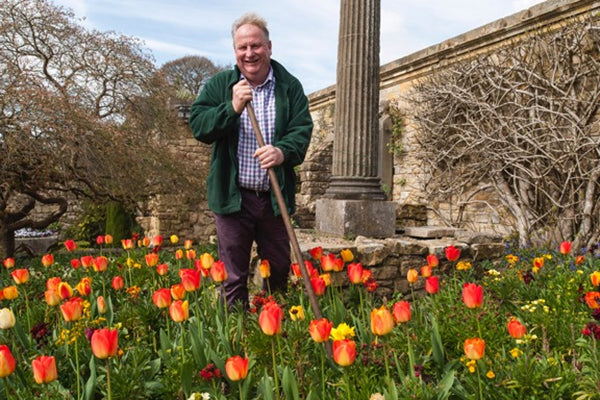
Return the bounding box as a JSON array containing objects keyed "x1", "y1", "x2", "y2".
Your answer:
[{"x1": 189, "y1": 74, "x2": 240, "y2": 144}]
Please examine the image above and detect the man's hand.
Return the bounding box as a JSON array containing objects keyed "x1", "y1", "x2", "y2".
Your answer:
[
  {"x1": 254, "y1": 145, "x2": 284, "y2": 169},
  {"x1": 232, "y1": 80, "x2": 253, "y2": 114}
]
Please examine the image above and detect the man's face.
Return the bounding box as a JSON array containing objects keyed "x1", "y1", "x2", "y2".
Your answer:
[{"x1": 233, "y1": 24, "x2": 272, "y2": 86}]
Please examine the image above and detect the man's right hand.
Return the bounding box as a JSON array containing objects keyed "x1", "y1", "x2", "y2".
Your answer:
[{"x1": 232, "y1": 80, "x2": 253, "y2": 114}]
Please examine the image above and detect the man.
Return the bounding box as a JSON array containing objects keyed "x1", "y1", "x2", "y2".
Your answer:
[{"x1": 189, "y1": 12, "x2": 313, "y2": 309}]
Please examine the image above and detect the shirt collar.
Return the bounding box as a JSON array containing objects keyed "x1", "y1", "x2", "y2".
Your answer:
[{"x1": 240, "y1": 67, "x2": 274, "y2": 89}]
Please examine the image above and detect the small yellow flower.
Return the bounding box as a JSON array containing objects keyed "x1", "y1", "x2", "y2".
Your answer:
[
  {"x1": 340, "y1": 249, "x2": 354, "y2": 263},
  {"x1": 506, "y1": 254, "x2": 519, "y2": 265},
  {"x1": 486, "y1": 269, "x2": 501, "y2": 276},
  {"x1": 456, "y1": 261, "x2": 472, "y2": 271},
  {"x1": 330, "y1": 323, "x2": 356, "y2": 340},
  {"x1": 510, "y1": 348, "x2": 522, "y2": 358},
  {"x1": 170, "y1": 235, "x2": 179, "y2": 244},
  {"x1": 289, "y1": 305, "x2": 305, "y2": 321},
  {"x1": 126, "y1": 257, "x2": 135, "y2": 267},
  {"x1": 486, "y1": 370, "x2": 495, "y2": 379}
]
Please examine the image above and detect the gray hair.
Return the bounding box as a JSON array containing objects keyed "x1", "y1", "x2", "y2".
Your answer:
[{"x1": 231, "y1": 12, "x2": 269, "y2": 41}]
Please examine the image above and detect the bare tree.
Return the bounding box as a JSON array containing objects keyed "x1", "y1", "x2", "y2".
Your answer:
[
  {"x1": 160, "y1": 55, "x2": 228, "y2": 102},
  {"x1": 0, "y1": 0, "x2": 202, "y2": 257},
  {"x1": 406, "y1": 15, "x2": 600, "y2": 248}
]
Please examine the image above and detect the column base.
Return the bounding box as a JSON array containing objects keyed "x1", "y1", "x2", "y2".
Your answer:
[
  {"x1": 315, "y1": 198, "x2": 397, "y2": 238},
  {"x1": 324, "y1": 177, "x2": 387, "y2": 200}
]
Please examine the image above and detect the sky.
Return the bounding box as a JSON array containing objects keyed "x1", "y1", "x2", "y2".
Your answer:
[{"x1": 49, "y1": 0, "x2": 543, "y2": 94}]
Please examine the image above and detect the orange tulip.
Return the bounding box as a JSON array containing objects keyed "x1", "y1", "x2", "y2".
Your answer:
[
  {"x1": 41, "y1": 254, "x2": 54, "y2": 267},
  {"x1": 259, "y1": 259, "x2": 271, "y2": 279},
  {"x1": 32, "y1": 355, "x2": 57, "y2": 384},
  {"x1": 93, "y1": 256, "x2": 108, "y2": 272},
  {"x1": 0, "y1": 345, "x2": 16, "y2": 378},
  {"x1": 444, "y1": 245, "x2": 461, "y2": 262},
  {"x1": 507, "y1": 318, "x2": 527, "y2": 339},
  {"x1": 111, "y1": 276, "x2": 124, "y2": 291},
  {"x1": 186, "y1": 249, "x2": 196, "y2": 260},
  {"x1": 64, "y1": 239, "x2": 77, "y2": 252},
  {"x1": 97, "y1": 296, "x2": 107, "y2": 314},
  {"x1": 169, "y1": 300, "x2": 189, "y2": 322},
  {"x1": 462, "y1": 283, "x2": 484, "y2": 309},
  {"x1": 309, "y1": 246, "x2": 323, "y2": 261},
  {"x1": 392, "y1": 301, "x2": 411, "y2": 324},
  {"x1": 340, "y1": 249, "x2": 354, "y2": 263},
  {"x1": 11, "y1": 268, "x2": 29, "y2": 284},
  {"x1": 170, "y1": 283, "x2": 186, "y2": 300},
  {"x1": 80, "y1": 255, "x2": 94, "y2": 269},
  {"x1": 321, "y1": 254, "x2": 344, "y2": 272},
  {"x1": 104, "y1": 234, "x2": 113, "y2": 245},
  {"x1": 44, "y1": 290, "x2": 61, "y2": 306},
  {"x1": 152, "y1": 288, "x2": 172, "y2": 309},
  {"x1": 258, "y1": 301, "x2": 284, "y2": 336},
  {"x1": 406, "y1": 268, "x2": 418, "y2": 283},
  {"x1": 46, "y1": 277, "x2": 61, "y2": 291},
  {"x1": 420, "y1": 265, "x2": 432, "y2": 278},
  {"x1": 308, "y1": 318, "x2": 333, "y2": 343},
  {"x1": 175, "y1": 249, "x2": 184, "y2": 260},
  {"x1": 533, "y1": 257, "x2": 545, "y2": 269},
  {"x1": 3, "y1": 258, "x2": 15, "y2": 269},
  {"x1": 2, "y1": 286, "x2": 18, "y2": 300},
  {"x1": 141, "y1": 237, "x2": 151, "y2": 247},
  {"x1": 184, "y1": 239, "x2": 193, "y2": 250},
  {"x1": 91, "y1": 328, "x2": 118, "y2": 359},
  {"x1": 425, "y1": 276, "x2": 439, "y2": 294},
  {"x1": 76, "y1": 277, "x2": 92, "y2": 296},
  {"x1": 199, "y1": 253, "x2": 214, "y2": 270},
  {"x1": 58, "y1": 281, "x2": 73, "y2": 299},
  {"x1": 559, "y1": 241, "x2": 571, "y2": 255},
  {"x1": 310, "y1": 276, "x2": 327, "y2": 296},
  {"x1": 347, "y1": 262, "x2": 364, "y2": 284},
  {"x1": 590, "y1": 271, "x2": 600, "y2": 287},
  {"x1": 156, "y1": 263, "x2": 168, "y2": 276},
  {"x1": 426, "y1": 254, "x2": 439, "y2": 268},
  {"x1": 145, "y1": 253, "x2": 159, "y2": 268},
  {"x1": 225, "y1": 355, "x2": 249, "y2": 381},
  {"x1": 584, "y1": 291, "x2": 600, "y2": 309},
  {"x1": 151, "y1": 235, "x2": 163, "y2": 247},
  {"x1": 575, "y1": 255, "x2": 585, "y2": 266},
  {"x1": 333, "y1": 339, "x2": 356, "y2": 366},
  {"x1": 60, "y1": 297, "x2": 83, "y2": 322},
  {"x1": 210, "y1": 260, "x2": 227, "y2": 283},
  {"x1": 370, "y1": 305, "x2": 395, "y2": 336},
  {"x1": 121, "y1": 239, "x2": 134, "y2": 250},
  {"x1": 179, "y1": 268, "x2": 201, "y2": 292},
  {"x1": 464, "y1": 338, "x2": 485, "y2": 360}
]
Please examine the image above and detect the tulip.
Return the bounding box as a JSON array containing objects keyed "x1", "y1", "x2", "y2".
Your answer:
[
  {"x1": 310, "y1": 276, "x2": 327, "y2": 296},
  {"x1": 225, "y1": 355, "x2": 249, "y2": 381},
  {"x1": 3, "y1": 286, "x2": 18, "y2": 300},
  {"x1": 259, "y1": 259, "x2": 271, "y2": 279},
  {"x1": 426, "y1": 254, "x2": 439, "y2": 268},
  {"x1": 210, "y1": 260, "x2": 227, "y2": 283},
  {"x1": 406, "y1": 268, "x2": 418, "y2": 283},
  {"x1": 321, "y1": 254, "x2": 344, "y2": 272},
  {"x1": 289, "y1": 305, "x2": 305, "y2": 321},
  {"x1": 96, "y1": 235, "x2": 105, "y2": 245},
  {"x1": 171, "y1": 284, "x2": 186, "y2": 300},
  {"x1": 320, "y1": 273, "x2": 331, "y2": 286},
  {"x1": 445, "y1": 245, "x2": 461, "y2": 262},
  {"x1": 420, "y1": 265, "x2": 432, "y2": 278},
  {"x1": 462, "y1": 283, "x2": 484, "y2": 309},
  {"x1": 97, "y1": 296, "x2": 107, "y2": 314},
  {"x1": 61, "y1": 297, "x2": 83, "y2": 322},
  {"x1": 93, "y1": 256, "x2": 108, "y2": 272},
  {"x1": 309, "y1": 318, "x2": 333, "y2": 343},
  {"x1": 58, "y1": 282, "x2": 73, "y2": 299},
  {"x1": 533, "y1": 257, "x2": 545, "y2": 269},
  {"x1": 141, "y1": 237, "x2": 150, "y2": 247},
  {"x1": 64, "y1": 239, "x2": 77, "y2": 252},
  {"x1": 11, "y1": 268, "x2": 29, "y2": 284},
  {"x1": 185, "y1": 249, "x2": 196, "y2": 260},
  {"x1": 169, "y1": 300, "x2": 189, "y2": 322},
  {"x1": 308, "y1": 246, "x2": 323, "y2": 260},
  {"x1": 145, "y1": 253, "x2": 159, "y2": 268},
  {"x1": 104, "y1": 234, "x2": 113, "y2": 245},
  {"x1": 111, "y1": 276, "x2": 124, "y2": 291},
  {"x1": 32, "y1": 355, "x2": 57, "y2": 384},
  {"x1": 559, "y1": 241, "x2": 571, "y2": 255},
  {"x1": 3, "y1": 258, "x2": 15, "y2": 269},
  {"x1": 584, "y1": 291, "x2": 600, "y2": 309},
  {"x1": 590, "y1": 271, "x2": 600, "y2": 287},
  {"x1": 0, "y1": 345, "x2": 16, "y2": 377},
  {"x1": 333, "y1": 339, "x2": 357, "y2": 366},
  {"x1": 170, "y1": 234, "x2": 179, "y2": 244},
  {"x1": 340, "y1": 248, "x2": 354, "y2": 263},
  {"x1": 44, "y1": 290, "x2": 61, "y2": 306},
  {"x1": 70, "y1": 259, "x2": 82, "y2": 269},
  {"x1": 0, "y1": 308, "x2": 15, "y2": 329},
  {"x1": 425, "y1": 276, "x2": 439, "y2": 294},
  {"x1": 347, "y1": 262, "x2": 364, "y2": 284},
  {"x1": 152, "y1": 288, "x2": 172, "y2": 309},
  {"x1": 575, "y1": 255, "x2": 585, "y2": 266},
  {"x1": 258, "y1": 301, "x2": 284, "y2": 336},
  {"x1": 392, "y1": 301, "x2": 411, "y2": 324},
  {"x1": 174, "y1": 249, "x2": 184, "y2": 260},
  {"x1": 151, "y1": 235, "x2": 163, "y2": 247},
  {"x1": 156, "y1": 263, "x2": 168, "y2": 276},
  {"x1": 370, "y1": 305, "x2": 395, "y2": 336},
  {"x1": 41, "y1": 254, "x2": 54, "y2": 267},
  {"x1": 46, "y1": 277, "x2": 61, "y2": 291},
  {"x1": 76, "y1": 277, "x2": 92, "y2": 296},
  {"x1": 80, "y1": 255, "x2": 94, "y2": 268},
  {"x1": 464, "y1": 338, "x2": 485, "y2": 360},
  {"x1": 199, "y1": 253, "x2": 214, "y2": 270},
  {"x1": 507, "y1": 318, "x2": 527, "y2": 339},
  {"x1": 121, "y1": 239, "x2": 134, "y2": 250},
  {"x1": 91, "y1": 328, "x2": 118, "y2": 359},
  {"x1": 184, "y1": 239, "x2": 193, "y2": 250}
]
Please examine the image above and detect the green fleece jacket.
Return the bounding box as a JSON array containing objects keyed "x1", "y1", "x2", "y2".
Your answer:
[{"x1": 189, "y1": 60, "x2": 313, "y2": 216}]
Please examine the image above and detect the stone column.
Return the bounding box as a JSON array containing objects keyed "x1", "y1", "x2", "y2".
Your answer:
[{"x1": 315, "y1": 0, "x2": 396, "y2": 238}]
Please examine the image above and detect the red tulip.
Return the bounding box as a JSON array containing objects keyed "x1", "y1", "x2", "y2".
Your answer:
[
  {"x1": 111, "y1": 276, "x2": 124, "y2": 291},
  {"x1": 186, "y1": 249, "x2": 196, "y2": 260},
  {"x1": 462, "y1": 283, "x2": 483, "y2": 309},
  {"x1": 333, "y1": 339, "x2": 356, "y2": 366},
  {"x1": 93, "y1": 256, "x2": 108, "y2": 272},
  {"x1": 41, "y1": 254, "x2": 54, "y2": 267},
  {"x1": 425, "y1": 276, "x2": 439, "y2": 294},
  {"x1": 156, "y1": 263, "x2": 168, "y2": 276},
  {"x1": 180, "y1": 268, "x2": 201, "y2": 292},
  {"x1": 91, "y1": 328, "x2": 118, "y2": 359},
  {"x1": 507, "y1": 318, "x2": 527, "y2": 339},
  {"x1": 60, "y1": 297, "x2": 83, "y2": 322},
  {"x1": 464, "y1": 338, "x2": 485, "y2": 360},
  {"x1": 310, "y1": 276, "x2": 327, "y2": 296},
  {"x1": 392, "y1": 301, "x2": 411, "y2": 324},
  {"x1": 64, "y1": 239, "x2": 77, "y2": 252},
  {"x1": 11, "y1": 268, "x2": 29, "y2": 284},
  {"x1": 347, "y1": 262, "x2": 364, "y2": 284},
  {"x1": 151, "y1": 235, "x2": 163, "y2": 247},
  {"x1": 559, "y1": 241, "x2": 572, "y2": 255},
  {"x1": 58, "y1": 282, "x2": 73, "y2": 299},
  {"x1": 145, "y1": 253, "x2": 159, "y2": 268},
  {"x1": 96, "y1": 235, "x2": 105, "y2": 245},
  {"x1": 426, "y1": 254, "x2": 439, "y2": 268},
  {"x1": 32, "y1": 355, "x2": 57, "y2": 384},
  {"x1": 210, "y1": 260, "x2": 227, "y2": 283},
  {"x1": 169, "y1": 300, "x2": 189, "y2": 322},
  {"x1": 80, "y1": 255, "x2": 94, "y2": 268},
  {"x1": 420, "y1": 265, "x2": 432, "y2": 278},
  {"x1": 225, "y1": 355, "x2": 249, "y2": 381},
  {"x1": 70, "y1": 259, "x2": 82, "y2": 269},
  {"x1": 370, "y1": 305, "x2": 395, "y2": 336},
  {"x1": 0, "y1": 345, "x2": 16, "y2": 377},
  {"x1": 3, "y1": 258, "x2": 15, "y2": 269},
  {"x1": 46, "y1": 277, "x2": 61, "y2": 291},
  {"x1": 76, "y1": 277, "x2": 92, "y2": 296},
  {"x1": 258, "y1": 301, "x2": 284, "y2": 336},
  {"x1": 121, "y1": 239, "x2": 134, "y2": 250},
  {"x1": 584, "y1": 291, "x2": 600, "y2": 309},
  {"x1": 308, "y1": 318, "x2": 333, "y2": 343},
  {"x1": 152, "y1": 288, "x2": 172, "y2": 309},
  {"x1": 321, "y1": 254, "x2": 343, "y2": 272},
  {"x1": 309, "y1": 246, "x2": 323, "y2": 260},
  {"x1": 444, "y1": 245, "x2": 461, "y2": 262}
]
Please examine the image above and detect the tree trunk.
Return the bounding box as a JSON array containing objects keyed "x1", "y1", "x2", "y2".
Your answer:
[{"x1": 0, "y1": 227, "x2": 16, "y2": 259}]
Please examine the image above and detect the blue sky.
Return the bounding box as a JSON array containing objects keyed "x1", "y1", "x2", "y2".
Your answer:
[{"x1": 50, "y1": 0, "x2": 542, "y2": 94}]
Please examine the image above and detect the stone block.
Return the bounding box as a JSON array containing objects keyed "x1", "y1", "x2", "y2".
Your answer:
[
  {"x1": 403, "y1": 226, "x2": 458, "y2": 239},
  {"x1": 315, "y1": 199, "x2": 396, "y2": 238}
]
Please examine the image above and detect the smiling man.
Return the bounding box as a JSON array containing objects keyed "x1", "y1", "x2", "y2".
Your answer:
[{"x1": 189, "y1": 13, "x2": 313, "y2": 309}]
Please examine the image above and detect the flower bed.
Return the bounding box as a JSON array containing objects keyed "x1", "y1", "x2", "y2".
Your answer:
[{"x1": 0, "y1": 235, "x2": 599, "y2": 399}]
